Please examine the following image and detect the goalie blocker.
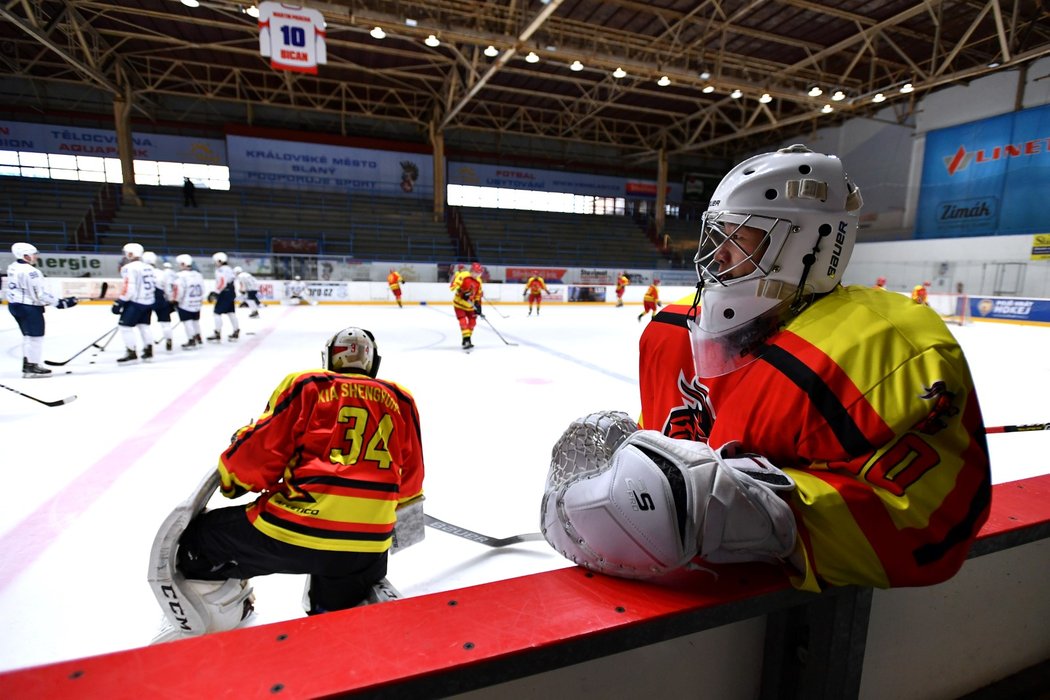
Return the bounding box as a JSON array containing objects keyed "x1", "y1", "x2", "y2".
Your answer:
[
  {"x1": 541, "y1": 411, "x2": 798, "y2": 579},
  {"x1": 148, "y1": 472, "x2": 425, "y2": 642}
]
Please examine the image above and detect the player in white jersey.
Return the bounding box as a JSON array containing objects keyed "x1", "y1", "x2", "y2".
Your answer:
[
  {"x1": 113, "y1": 243, "x2": 158, "y2": 364},
  {"x1": 173, "y1": 254, "x2": 205, "y2": 349},
  {"x1": 143, "y1": 253, "x2": 178, "y2": 351},
  {"x1": 233, "y1": 266, "x2": 262, "y2": 318},
  {"x1": 5, "y1": 242, "x2": 78, "y2": 377},
  {"x1": 258, "y1": 2, "x2": 327, "y2": 74},
  {"x1": 207, "y1": 252, "x2": 240, "y2": 342},
  {"x1": 285, "y1": 276, "x2": 315, "y2": 305}
]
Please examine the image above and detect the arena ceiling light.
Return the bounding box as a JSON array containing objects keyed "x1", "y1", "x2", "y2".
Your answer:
[
  {"x1": 370, "y1": 26, "x2": 386, "y2": 39},
  {"x1": 759, "y1": 93, "x2": 772, "y2": 103},
  {"x1": 484, "y1": 45, "x2": 499, "y2": 57},
  {"x1": 831, "y1": 90, "x2": 846, "y2": 101},
  {"x1": 702, "y1": 85, "x2": 715, "y2": 94},
  {"x1": 730, "y1": 88, "x2": 743, "y2": 99},
  {"x1": 612, "y1": 67, "x2": 627, "y2": 79},
  {"x1": 525, "y1": 51, "x2": 540, "y2": 63},
  {"x1": 242, "y1": 5, "x2": 259, "y2": 18},
  {"x1": 808, "y1": 86, "x2": 823, "y2": 97},
  {"x1": 180, "y1": 0, "x2": 199, "y2": 7},
  {"x1": 821, "y1": 104, "x2": 834, "y2": 113},
  {"x1": 699, "y1": 71, "x2": 711, "y2": 80},
  {"x1": 900, "y1": 82, "x2": 914, "y2": 93},
  {"x1": 570, "y1": 60, "x2": 584, "y2": 71},
  {"x1": 424, "y1": 34, "x2": 440, "y2": 47},
  {"x1": 872, "y1": 92, "x2": 886, "y2": 103},
  {"x1": 657, "y1": 75, "x2": 671, "y2": 86}
]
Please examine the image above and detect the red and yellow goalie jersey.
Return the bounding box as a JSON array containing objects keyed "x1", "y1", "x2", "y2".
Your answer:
[
  {"x1": 219, "y1": 370, "x2": 425, "y2": 553},
  {"x1": 639, "y1": 284, "x2": 990, "y2": 592}
]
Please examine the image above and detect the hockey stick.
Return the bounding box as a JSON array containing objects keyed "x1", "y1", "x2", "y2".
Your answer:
[
  {"x1": 986, "y1": 423, "x2": 1050, "y2": 434},
  {"x1": 96, "y1": 281, "x2": 109, "y2": 300},
  {"x1": 489, "y1": 303, "x2": 510, "y2": 319},
  {"x1": 155, "y1": 321, "x2": 183, "y2": 345},
  {"x1": 45, "y1": 326, "x2": 119, "y2": 366},
  {"x1": 424, "y1": 515, "x2": 543, "y2": 548},
  {"x1": 478, "y1": 313, "x2": 518, "y2": 346},
  {"x1": 0, "y1": 382, "x2": 77, "y2": 407}
]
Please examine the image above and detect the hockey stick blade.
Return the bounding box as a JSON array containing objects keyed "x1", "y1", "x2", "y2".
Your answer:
[
  {"x1": 479, "y1": 315, "x2": 518, "y2": 346},
  {"x1": 986, "y1": 422, "x2": 1050, "y2": 434},
  {"x1": 45, "y1": 326, "x2": 119, "y2": 366},
  {"x1": 0, "y1": 383, "x2": 77, "y2": 407},
  {"x1": 424, "y1": 515, "x2": 543, "y2": 548}
]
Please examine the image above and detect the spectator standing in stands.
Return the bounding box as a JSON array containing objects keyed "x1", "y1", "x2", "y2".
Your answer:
[
  {"x1": 183, "y1": 177, "x2": 197, "y2": 207},
  {"x1": 637, "y1": 278, "x2": 661, "y2": 322},
  {"x1": 912, "y1": 281, "x2": 930, "y2": 305},
  {"x1": 207, "y1": 252, "x2": 240, "y2": 342},
  {"x1": 234, "y1": 266, "x2": 262, "y2": 318},
  {"x1": 387, "y1": 268, "x2": 405, "y2": 308},
  {"x1": 615, "y1": 271, "x2": 630, "y2": 307},
  {"x1": 542, "y1": 144, "x2": 990, "y2": 596},
  {"x1": 6, "y1": 242, "x2": 78, "y2": 377},
  {"x1": 523, "y1": 269, "x2": 550, "y2": 316}
]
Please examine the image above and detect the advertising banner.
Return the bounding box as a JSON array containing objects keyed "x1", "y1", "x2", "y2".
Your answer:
[
  {"x1": 970, "y1": 296, "x2": 1050, "y2": 324},
  {"x1": 0, "y1": 120, "x2": 225, "y2": 164},
  {"x1": 916, "y1": 104, "x2": 1050, "y2": 238},
  {"x1": 226, "y1": 134, "x2": 432, "y2": 195}
]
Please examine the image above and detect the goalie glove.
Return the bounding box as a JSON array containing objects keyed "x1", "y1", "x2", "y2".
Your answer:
[{"x1": 541, "y1": 428, "x2": 796, "y2": 579}]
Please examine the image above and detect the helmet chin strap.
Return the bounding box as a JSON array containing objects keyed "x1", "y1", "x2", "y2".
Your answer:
[
  {"x1": 688, "y1": 261, "x2": 716, "y2": 321},
  {"x1": 790, "y1": 223, "x2": 833, "y2": 313}
]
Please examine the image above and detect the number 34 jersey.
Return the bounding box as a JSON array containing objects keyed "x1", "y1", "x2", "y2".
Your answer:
[
  {"x1": 220, "y1": 370, "x2": 425, "y2": 553},
  {"x1": 639, "y1": 285, "x2": 991, "y2": 592}
]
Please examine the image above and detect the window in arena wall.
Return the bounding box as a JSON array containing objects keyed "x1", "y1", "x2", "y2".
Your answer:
[
  {"x1": 448, "y1": 183, "x2": 625, "y2": 216},
  {"x1": 0, "y1": 150, "x2": 230, "y2": 190}
]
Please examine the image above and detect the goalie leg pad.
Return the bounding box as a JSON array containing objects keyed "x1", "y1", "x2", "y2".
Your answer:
[{"x1": 148, "y1": 469, "x2": 255, "y2": 640}]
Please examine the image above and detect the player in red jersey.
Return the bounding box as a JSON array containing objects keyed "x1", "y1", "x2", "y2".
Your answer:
[
  {"x1": 615, "y1": 271, "x2": 629, "y2": 307},
  {"x1": 387, "y1": 268, "x2": 405, "y2": 308},
  {"x1": 637, "y1": 278, "x2": 661, "y2": 321},
  {"x1": 912, "y1": 282, "x2": 930, "y2": 304},
  {"x1": 523, "y1": 270, "x2": 550, "y2": 316},
  {"x1": 542, "y1": 145, "x2": 990, "y2": 593},
  {"x1": 452, "y1": 263, "x2": 484, "y2": 349},
  {"x1": 874, "y1": 276, "x2": 887, "y2": 290},
  {"x1": 152, "y1": 327, "x2": 425, "y2": 640}
]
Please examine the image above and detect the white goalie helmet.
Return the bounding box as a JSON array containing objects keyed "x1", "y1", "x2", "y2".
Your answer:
[
  {"x1": 11, "y1": 242, "x2": 37, "y2": 260},
  {"x1": 176, "y1": 254, "x2": 193, "y2": 268},
  {"x1": 212, "y1": 252, "x2": 228, "y2": 265},
  {"x1": 142, "y1": 251, "x2": 158, "y2": 266},
  {"x1": 322, "y1": 326, "x2": 381, "y2": 377},
  {"x1": 123, "y1": 242, "x2": 144, "y2": 260},
  {"x1": 690, "y1": 144, "x2": 863, "y2": 376}
]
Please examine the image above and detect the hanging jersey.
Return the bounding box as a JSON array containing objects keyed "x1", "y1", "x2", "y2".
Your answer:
[
  {"x1": 258, "y1": 2, "x2": 327, "y2": 74},
  {"x1": 220, "y1": 370, "x2": 425, "y2": 552},
  {"x1": 5, "y1": 261, "x2": 56, "y2": 306},
  {"x1": 174, "y1": 270, "x2": 205, "y2": 313},
  {"x1": 119, "y1": 260, "x2": 157, "y2": 305},
  {"x1": 638, "y1": 284, "x2": 991, "y2": 593}
]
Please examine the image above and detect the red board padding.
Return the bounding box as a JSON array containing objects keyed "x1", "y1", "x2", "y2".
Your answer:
[
  {"x1": 2, "y1": 475, "x2": 1048, "y2": 699},
  {"x1": 977, "y1": 475, "x2": 1050, "y2": 537}
]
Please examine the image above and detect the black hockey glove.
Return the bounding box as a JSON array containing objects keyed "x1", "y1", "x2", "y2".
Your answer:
[
  {"x1": 111, "y1": 300, "x2": 125, "y2": 315},
  {"x1": 56, "y1": 297, "x2": 78, "y2": 309},
  {"x1": 474, "y1": 302, "x2": 483, "y2": 316}
]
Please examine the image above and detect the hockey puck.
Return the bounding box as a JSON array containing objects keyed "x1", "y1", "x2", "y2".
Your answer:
[{"x1": 89, "y1": 361, "x2": 96, "y2": 364}]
